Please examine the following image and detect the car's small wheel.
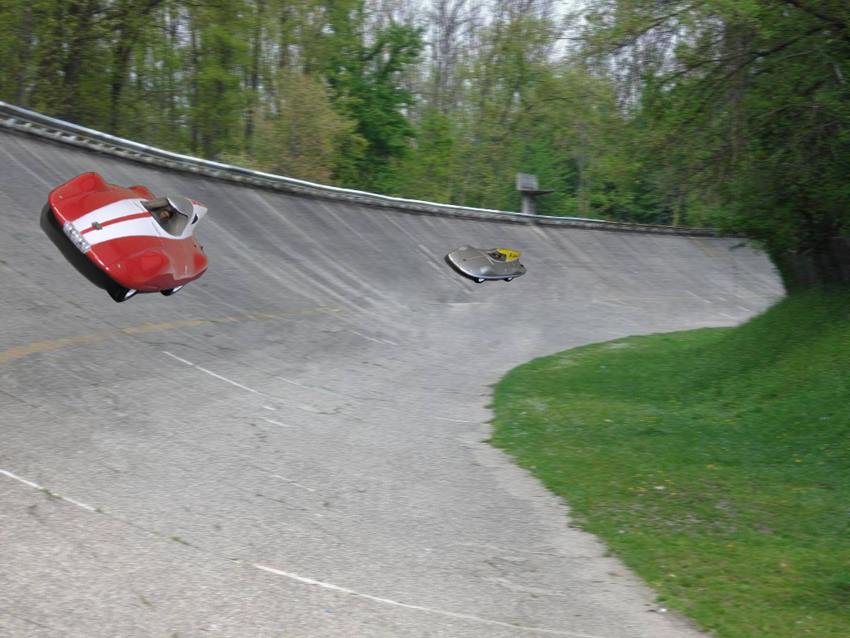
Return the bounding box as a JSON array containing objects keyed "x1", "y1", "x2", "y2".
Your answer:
[
  {"x1": 111, "y1": 288, "x2": 137, "y2": 302},
  {"x1": 475, "y1": 278, "x2": 485, "y2": 284},
  {"x1": 161, "y1": 285, "x2": 184, "y2": 297},
  {"x1": 505, "y1": 277, "x2": 514, "y2": 282}
]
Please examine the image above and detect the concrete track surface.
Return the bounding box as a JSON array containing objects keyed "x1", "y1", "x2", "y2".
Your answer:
[{"x1": 0, "y1": 131, "x2": 783, "y2": 638}]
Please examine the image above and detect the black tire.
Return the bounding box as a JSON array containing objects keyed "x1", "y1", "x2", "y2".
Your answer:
[
  {"x1": 475, "y1": 278, "x2": 485, "y2": 284},
  {"x1": 109, "y1": 287, "x2": 137, "y2": 303},
  {"x1": 505, "y1": 277, "x2": 514, "y2": 282},
  {"x1": 161, "y1": 285, "x2": 184, "y2": 297}
]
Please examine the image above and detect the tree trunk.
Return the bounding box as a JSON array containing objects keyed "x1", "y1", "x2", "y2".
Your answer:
[
  {"x1": 109, "y1": 36, "x2": 135, "y2": 133},
  {"x1": 16, "y1": 2, "x2": 33, "y2": 106},
  {"x1": 245, "y1": 0, "x2": 266, "y2": 157},
  {"x1": 774, "y1": 238, "x2": 850, "y2": 290},
  {"x1": 190, "y1": 23, "x2": 199, "y2": 155},
  {"x1": 109, "y1": 1, "x2": 165, "y2": 133},
  {"x1": 61, "y1": 0, "x2": 95, "y2": 121}
]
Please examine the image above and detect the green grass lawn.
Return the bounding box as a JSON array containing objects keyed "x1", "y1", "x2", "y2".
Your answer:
[{"x1": 490, "y1": 289, "x2": 850, "y2": 638}]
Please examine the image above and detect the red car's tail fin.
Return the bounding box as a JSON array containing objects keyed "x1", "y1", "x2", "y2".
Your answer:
[
  {"x1": 49, "y1": 173, "x2": 110, "y2": 203},
  {"x1": 48, "y1": 173, "x2": 136, "y2": 224}
]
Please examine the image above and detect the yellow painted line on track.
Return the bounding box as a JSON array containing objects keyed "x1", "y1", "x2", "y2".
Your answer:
[{"x1": 0, "y1": 307, "x2": 343, "y2": 364}]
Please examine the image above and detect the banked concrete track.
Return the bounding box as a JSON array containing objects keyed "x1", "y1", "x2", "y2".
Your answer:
[{"x1": 0, "y1": 130, "x2": 782, "y2": 638}]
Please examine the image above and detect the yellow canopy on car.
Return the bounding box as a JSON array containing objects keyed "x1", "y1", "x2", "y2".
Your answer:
[{"x1": 497, "y1": 249, "x2": 521, "y2": 262}]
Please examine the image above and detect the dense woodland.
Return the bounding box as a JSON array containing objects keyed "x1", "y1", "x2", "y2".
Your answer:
[{"x1": 2, "y1": 0, "x2": 849, "y2": 286}]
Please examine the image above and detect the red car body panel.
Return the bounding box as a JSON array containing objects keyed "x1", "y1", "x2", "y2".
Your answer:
[{"x1": 43, "y1": 173, "x2": 208, "y2": 298}]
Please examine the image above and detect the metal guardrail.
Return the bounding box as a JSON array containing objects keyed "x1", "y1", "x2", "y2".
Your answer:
[{"x1": 0, "y1": 101, "x2": 718, "y2": 236}]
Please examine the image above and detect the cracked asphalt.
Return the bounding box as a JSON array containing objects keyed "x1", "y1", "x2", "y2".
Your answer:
[{"x1": 0, "y1": 130, "x2": 783, "y2": 637}]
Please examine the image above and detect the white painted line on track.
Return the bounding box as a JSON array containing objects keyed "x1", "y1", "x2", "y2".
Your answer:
[
  {"x1": 196, "y1": 366, "x2": 260, "y2": 394},
  {"x1": 5, "y1": 469, "x2": 602, "y2": 637},
  {"x1": 2, "y1": 461, "x2": 608, "y2": 638},
  {"x1": 685, "y1": 290, "x2": 712, "y2": 304},
  {"x1": 425, "y1": 302, "x2": 491, "y2": 306},
  {"x1": 262, "y1": 418, "x2": 293, "y2": 428},
  {"x1": 163, "y1": 351, "x2": 260, "y2": 394},
  {"x1": 717, "y1": 312, "x2": 738, "y2": 320},
  {"x1": 277, "y1": 377, "x2": 347, "y2": 398},
  {"x1": 0, "y1": 469, "x2": 42, "y2": 490},
  {"x1": 254, "y1": 564, "x2": 616, "y2": 637},
  {"x1": 276, "y1": 377, "x2": 336, "y2": 393},
  {"x1": 268, "y1": 474, "x2": 316, "y2": 492},
  {"x1": 349, "y1": 330, "x2": 384, "y2": 344},
  {"x1": 686, "y1": 291, "x2": 713, "y2": 304},
  {"x1": 163, "y1": 351, "x2": 194, "y2": 366},
  {"x1": 277, "y1": 377, "x2": 313, "y2": 390},
  {"x1": 435, "y1": 417, "x2": 473, "y2": 423},
  {"x1": 0, "y1": 469, "x2": 97, "y2": 512}
]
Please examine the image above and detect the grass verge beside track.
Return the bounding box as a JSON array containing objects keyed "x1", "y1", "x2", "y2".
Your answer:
[{"x1": 490, "y1": 290, "x2": 850, "y2": 638}]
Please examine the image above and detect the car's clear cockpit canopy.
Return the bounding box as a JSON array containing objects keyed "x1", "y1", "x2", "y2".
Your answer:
[
  {"x1": 167, "y1": 196, "x2": 194, "y2": 219},
  {"x1": 143, "y1": 196, "x2": 191, "y2": 236}
]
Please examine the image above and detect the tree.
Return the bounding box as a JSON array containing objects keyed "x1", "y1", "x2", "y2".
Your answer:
[
  {"x1": 188, "y1": 2, "x2": 251, "y2": 158},
  {"x1": 398, "y1": 107, "x2": 455, "y2": 201},
  {"x1": 0, "y1": 0, "x2": 34, "y2": 106},
  {"x1": 251, "y1": 69, "x2": 362, "y2": 183},
  {"x1": 106, "y1": 0, "x2": 166, "y2": 133},
  {"x1": 322, "y1": 4, "x2": 424, "y2": 192},
  {"x1": 582, "y1": 0, "x2": 850, "y2": 287}
]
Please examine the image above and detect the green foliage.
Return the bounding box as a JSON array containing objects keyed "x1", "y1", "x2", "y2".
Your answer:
[
  {"x1": 398, "y1": 109, "x2": 456, "y2": 202},
  {"x1": 582, "y1": 0, "x2": 850, "y2": 275},
  {"x1": 0, "y1": 0, "x2": 30, "y2": 105},
  {"x1": 323, "y1": 15, "x2": 424, "y2": 192},
  {"x1": 0, "y1": 0, "x2": 658, "y2": 224},
  {"x1": 8, "y1": 0, "x2": 845, "y2": 264},
  {"x1": 491, "y1": 289, "x2": 850, "y2": 637},
  {"x1": 250, "y1": 69, "x2": 360, "y2": 184},
  {"x1": 11, "y1": 0, "x2": 112, "y2": 122},
  {"x1": 123, "y1": 0, "x2": 190, "y2": 150},
  {"x1": 188, "y1": 3, "x2": 251, "y2": 157}
]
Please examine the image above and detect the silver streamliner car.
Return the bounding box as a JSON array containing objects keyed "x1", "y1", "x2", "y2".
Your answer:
[{"x1": 445, "y1": 246, "x2": 527, "y2": 283}]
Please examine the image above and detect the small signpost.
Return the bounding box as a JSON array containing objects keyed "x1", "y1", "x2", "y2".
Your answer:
[{"x1": 516, "y1": 173, "x2": 555, "y2": 216}]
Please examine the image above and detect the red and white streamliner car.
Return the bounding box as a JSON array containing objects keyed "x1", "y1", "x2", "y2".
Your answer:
[{"x1": 41, "y1": 172, "x2": 209, "y2": 302}]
